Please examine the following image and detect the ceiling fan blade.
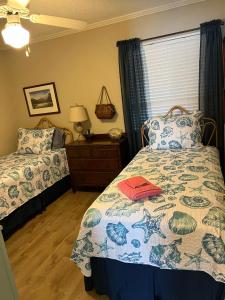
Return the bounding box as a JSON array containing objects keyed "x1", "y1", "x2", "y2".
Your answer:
[
  {"x1": 29, "y1": 14, "x2": 87, "y2": 30},
  {"x1": 7, "y1": 0, "x2": 30, "y2": 8}
]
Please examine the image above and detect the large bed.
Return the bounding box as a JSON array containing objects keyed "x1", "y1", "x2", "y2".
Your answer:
[
  {"x1": 71, "y1": 107, "x2": 225, "y2": 300},
  {"x1": 0, "y1": 118, "x2": 73, "y2": 239}
]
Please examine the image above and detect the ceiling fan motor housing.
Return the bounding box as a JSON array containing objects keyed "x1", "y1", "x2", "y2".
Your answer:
[
  {"x1": 0, "y1": 4, "x2": 29, "y2": 18},
  {"x1": 6, "y1": 13, "x2": 20, "y2": 24}
]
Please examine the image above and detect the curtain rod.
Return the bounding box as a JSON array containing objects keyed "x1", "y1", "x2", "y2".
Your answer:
[
  {"x1": 141, "y1": 28, "x2": 200, "y2": 42},
  {"x1": 141, "y1": 21, "x2": 224, "y2": 42}
]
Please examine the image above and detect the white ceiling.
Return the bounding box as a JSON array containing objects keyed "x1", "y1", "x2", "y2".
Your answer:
[
  {"x1": 27, "y1": 0, "x2": 180, "y2": 22},
  {"x1": 0, "y1": 0, "x2": 204, "y2": 48}
]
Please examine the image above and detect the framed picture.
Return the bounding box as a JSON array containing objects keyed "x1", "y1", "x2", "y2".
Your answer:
[{"x1": 23, "y1": 82, "x2": 60, "y2": 117}]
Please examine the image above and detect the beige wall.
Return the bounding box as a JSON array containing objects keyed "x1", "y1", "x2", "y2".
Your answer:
[
  {"x1": 1, "y1": 0, "x2": 225, "y2": 142},
  {"x1": 0, "y1": 52, "x2": 18, "y2": 155}
]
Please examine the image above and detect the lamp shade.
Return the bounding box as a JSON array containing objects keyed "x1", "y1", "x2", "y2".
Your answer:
[{"x1": 69, "y1": 105, "x2": 88, "y2": 123}]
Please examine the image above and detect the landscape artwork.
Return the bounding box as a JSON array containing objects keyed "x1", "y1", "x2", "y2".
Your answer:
[
  {"x1": 30, "y1": 89, "x2": 53, "y2": 109},
  {"x1": 23, "y1": 82, "x2": 60, "y2": 116}
]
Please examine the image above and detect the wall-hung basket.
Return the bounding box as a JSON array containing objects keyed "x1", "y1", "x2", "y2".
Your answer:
[{"x1": 95, "y1": 86, "x2": 116, "y2": 119}]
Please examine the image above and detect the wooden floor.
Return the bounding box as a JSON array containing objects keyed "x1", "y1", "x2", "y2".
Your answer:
[{"x1": 6, "y1": 190, "x2": 109, "y2": 300}]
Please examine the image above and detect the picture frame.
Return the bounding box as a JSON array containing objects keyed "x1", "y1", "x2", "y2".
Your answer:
[{"x1": 23, "y1": 82, "x2": 61, "y2": 117}]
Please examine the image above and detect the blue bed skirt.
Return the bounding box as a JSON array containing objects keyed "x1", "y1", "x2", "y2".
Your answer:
[
  {"x1": 84, "y1": 257, "x2": 225, "y2": 300},
  {"x1": 1, "y1": 175, "x2": 71, "y2": 239}
]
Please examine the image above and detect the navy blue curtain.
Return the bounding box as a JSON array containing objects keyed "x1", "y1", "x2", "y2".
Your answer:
[
  {"x1": 117, "y1": 38, "x2": 147, "y2": 158},
  {"x1": 199, "y1": 20, "x2": 224, "y2": 175}
]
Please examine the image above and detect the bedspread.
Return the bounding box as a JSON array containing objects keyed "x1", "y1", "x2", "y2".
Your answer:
[
  {"x1": 71, "y1": 146, "x2": 225, "y2": 283},
  {"x1": 0, "y1": 149, "x2": 69, "y2": 220}
]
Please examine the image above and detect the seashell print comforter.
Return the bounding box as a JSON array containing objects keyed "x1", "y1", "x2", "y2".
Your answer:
[
  {"x1": 71, "y1": 146, "x2": 225, "y2": 283},
  {"x1": 0, "y1": 149, "x2": 69, "y2": 220}
]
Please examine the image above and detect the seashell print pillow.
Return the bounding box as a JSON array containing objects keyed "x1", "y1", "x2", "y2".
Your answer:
[
  {"x1": 17, "y1": 128, "x2": 55, "y2": 154},
  {"x1": 144, "y1": 112, "x2": 202, "y2": 150}
]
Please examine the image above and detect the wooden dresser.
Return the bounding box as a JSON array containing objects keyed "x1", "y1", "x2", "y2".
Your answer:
[{"x1": 65, "y1": 135, "x2": 129, "y2": 191}]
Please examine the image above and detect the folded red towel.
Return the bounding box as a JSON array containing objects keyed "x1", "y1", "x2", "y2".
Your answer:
[
  {"x1": 118, "y1": 176, "x2": 162, "y2": 201},
  {"x1": 125, "y1": 176, "x2": 149, "y2": 189}
]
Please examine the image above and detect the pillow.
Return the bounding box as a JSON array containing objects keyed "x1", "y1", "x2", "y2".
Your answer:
[
  {"x1": 52, "y1": 128, "x2": 65, "y2": 149},
  {"x1": 17, "y1": 128, "x2": 55, "y2": 154},
  {"x1": 144, "y1": 112, "x2": 202, "y2": 150}
]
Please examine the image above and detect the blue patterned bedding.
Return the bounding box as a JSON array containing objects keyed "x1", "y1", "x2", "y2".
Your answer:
[
  {"x1": 0, "y1": 149, "x2": 69, "y2": 220},
  {"x1": 71, "y1": 146, "x2": 225, "y2": 283}
]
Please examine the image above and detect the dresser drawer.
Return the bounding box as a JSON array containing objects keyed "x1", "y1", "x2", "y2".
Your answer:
[
  {"x1": 67, "y1": 146, "x2": 118, "y2": 159},
  {"x1": 66, "y1": 147, "x2": 91, "y2": 158},
  {"x1": 91, "y1": 148, "x2": 118, "y2": 158},
  {"x1": 71, "y1": 171, "x2": 118, "y2": 187},
  {"x1": 68, "y1": 158, "x2": 120, "y2": 171}
]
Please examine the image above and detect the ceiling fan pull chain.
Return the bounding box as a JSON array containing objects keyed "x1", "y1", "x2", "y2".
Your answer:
[{"x1": 25, "y1": 44, "x2": 30, "y2": 57}]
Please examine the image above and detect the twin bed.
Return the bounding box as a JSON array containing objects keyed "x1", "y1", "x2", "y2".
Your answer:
[
  {"x1": 0, "y1": 118, "x2": 73, "y2": 239},
  {"x1": 72, "y1": 106, "x2": 225, "y2": 300}
]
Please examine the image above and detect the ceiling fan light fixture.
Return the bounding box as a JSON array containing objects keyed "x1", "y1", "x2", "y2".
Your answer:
[{"x1": 2, "y1": 22, "x2": 29, "y2": 48}]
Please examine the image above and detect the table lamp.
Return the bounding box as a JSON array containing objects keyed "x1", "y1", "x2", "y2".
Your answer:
[{"x1": 69, "y1": 105, "x2": 88, "y2": 141}]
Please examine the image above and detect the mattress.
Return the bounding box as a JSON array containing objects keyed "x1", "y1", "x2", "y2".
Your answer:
[
  {"x1": 0, "y1": 148, "x2": 69, "y2": 220},
  {"x1": 72, "y1": 146, "x2": 225, "y2": 283}
]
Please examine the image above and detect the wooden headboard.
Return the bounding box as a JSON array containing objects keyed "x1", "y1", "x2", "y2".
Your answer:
[
  {"x1": 141, "y1": 106, "x2": 218, "y2": 148},
  {"x1": 35, "y1": 117, "x2": 74, "y2": 144}
]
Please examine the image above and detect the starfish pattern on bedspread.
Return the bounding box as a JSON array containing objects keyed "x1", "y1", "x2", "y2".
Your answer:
[
  {"x1": 95, "y1": 238, "x2": 114, "y2": 257},
  {"x1": 184, "y1": 248, "x2": 209, "y2": 269},
  {"x1": 132, "y1": 208, "x2": 166, "y2": 243}
]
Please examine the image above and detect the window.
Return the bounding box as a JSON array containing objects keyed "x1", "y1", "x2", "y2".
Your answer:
[{"x1": 142, "y1": 30, "x2": 200, "y2": 117}]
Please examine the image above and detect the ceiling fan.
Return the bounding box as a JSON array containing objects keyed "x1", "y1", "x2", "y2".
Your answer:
[{"x1": 0, "y1": 0, "x2": 87, "y2": 48}]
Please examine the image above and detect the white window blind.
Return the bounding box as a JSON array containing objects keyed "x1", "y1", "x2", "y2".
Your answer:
[{"x1": 142, "y1": 30, "x2": 200, "y2": 117}]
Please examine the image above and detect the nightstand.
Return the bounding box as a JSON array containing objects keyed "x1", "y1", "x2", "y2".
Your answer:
[{"x1": 65, "y1": 134, "x2": 129, "y2": 192}]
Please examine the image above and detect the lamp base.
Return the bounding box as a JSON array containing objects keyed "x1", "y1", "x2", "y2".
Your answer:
[
  {"x1": 77, "y1": 133, "x2": 86, "y2": 141},
  {"x1": 75, "y1": 122, "x2": 86, "y2": 141}
]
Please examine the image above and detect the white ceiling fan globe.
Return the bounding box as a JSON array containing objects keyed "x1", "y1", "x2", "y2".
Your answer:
[{"x1": 2, "y1": 23, "x2": 29, "y2": 48}]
